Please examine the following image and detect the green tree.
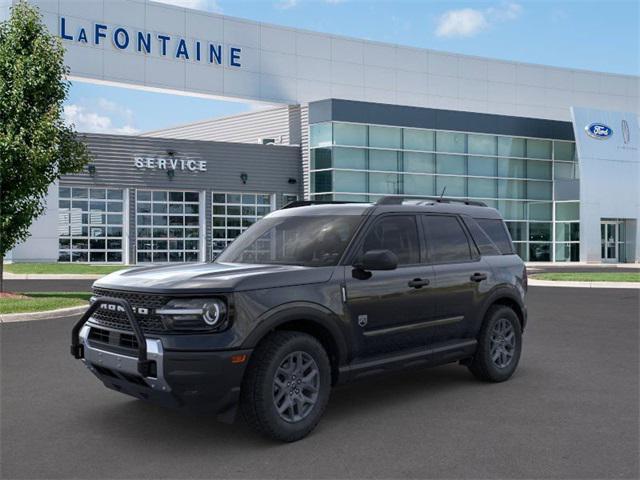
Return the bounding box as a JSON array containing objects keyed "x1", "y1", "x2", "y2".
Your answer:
[{"x1": 0, "y1": 1, "x2": 90, "y2": 291}]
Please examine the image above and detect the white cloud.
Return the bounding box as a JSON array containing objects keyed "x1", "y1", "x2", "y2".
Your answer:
[
  {"x1": 64, "y1": 100, "x2": 139, "y2": 135},
  {"x1": 276, "y1": 0, "x2": 298, "y2": 9},
  {"x1": 435, "y1": 2, "x2": 522, "y2": 38},
  {"x1": 153, "y1": 0, "x2": 222, "y2": 13}
]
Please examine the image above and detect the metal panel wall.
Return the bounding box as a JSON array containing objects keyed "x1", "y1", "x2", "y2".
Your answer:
[{"x1": 143, "y1": 105, "x2": 302, "y2": 145}]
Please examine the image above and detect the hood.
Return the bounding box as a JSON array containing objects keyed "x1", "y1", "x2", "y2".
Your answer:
[{"x1": 93, "y1": 262, "x2": 335, "y2": 294}]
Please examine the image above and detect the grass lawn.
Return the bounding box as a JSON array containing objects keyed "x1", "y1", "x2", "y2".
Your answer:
[
  {"x1": 531, "y1": 272, "x2": 640, "y2": 283},
  {"x1": 0, "y1": 292, "x2": 92, "y2": 315},
  {"x1": 4, "y1": 263, "x2": 125, "y2": 275}
]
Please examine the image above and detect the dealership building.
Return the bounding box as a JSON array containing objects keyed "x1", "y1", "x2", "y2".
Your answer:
[{"x1": 4, "y1": 0, "x2": 639, "y2": 264}]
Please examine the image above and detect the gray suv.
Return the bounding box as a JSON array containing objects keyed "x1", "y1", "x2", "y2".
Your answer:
[{"x1": 71, "y1": 196, "x2": 528, "y2": 442}]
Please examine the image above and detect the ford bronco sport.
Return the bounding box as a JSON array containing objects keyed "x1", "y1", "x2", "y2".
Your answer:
[{"x1": 71, "y1": 196, "x2": 527, "y2": 442}]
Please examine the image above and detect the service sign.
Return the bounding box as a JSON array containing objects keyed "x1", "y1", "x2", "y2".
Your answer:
[{"x1": 134, "y1": 156, "x2": 207, "y2": 172}]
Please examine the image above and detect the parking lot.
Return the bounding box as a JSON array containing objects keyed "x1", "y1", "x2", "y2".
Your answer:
[{"x1": 1, "y1": 286, "x2": 638, "y2": 479}]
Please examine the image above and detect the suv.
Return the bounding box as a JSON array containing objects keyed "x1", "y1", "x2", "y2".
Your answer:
[{"x1": 71, "y1": 196, "x2": 527, "y2": 442}]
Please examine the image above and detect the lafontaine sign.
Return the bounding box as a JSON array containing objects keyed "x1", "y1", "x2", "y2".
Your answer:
[
  {"x1": 59, "y1": 17, "x2": 242, "y2": 68},
  {"x1": 134, "y1": 156, "x2": 207, "y2": 172}
]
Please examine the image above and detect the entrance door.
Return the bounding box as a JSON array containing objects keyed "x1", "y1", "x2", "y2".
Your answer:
[{"x1": 601, "y1": 221, "x2": 618, "y2": 263}]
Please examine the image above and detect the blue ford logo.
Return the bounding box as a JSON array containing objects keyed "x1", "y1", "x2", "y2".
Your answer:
[{"x1": 585, "y1": 123, "x2": 613, "y2": 139}]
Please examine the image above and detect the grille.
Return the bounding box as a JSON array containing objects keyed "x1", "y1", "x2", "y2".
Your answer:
[{"x1": 90, "y1": 288, "x2": 169, "y2": 333}]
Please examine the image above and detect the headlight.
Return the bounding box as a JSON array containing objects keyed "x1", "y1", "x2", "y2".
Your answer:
[{"x1": 157, "y1": 298, "x2": 228, "y2": 332}]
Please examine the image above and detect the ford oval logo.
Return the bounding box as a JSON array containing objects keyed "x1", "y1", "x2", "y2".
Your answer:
[{"x1": 585, "y1": 123, "x2": 613, "y2": 139}]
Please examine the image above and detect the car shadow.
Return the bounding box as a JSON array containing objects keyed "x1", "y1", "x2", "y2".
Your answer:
[{"x1": 78, "y1": 363, "x2": 482, "y2": 448}]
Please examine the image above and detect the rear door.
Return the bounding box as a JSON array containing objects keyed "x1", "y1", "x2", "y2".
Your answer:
[
  {"x1": 344, "y1": 214, "x2": 437, "y2": 358},
  {"x1": 422, "y1": 214, "x2": 491, "y2": 341}
]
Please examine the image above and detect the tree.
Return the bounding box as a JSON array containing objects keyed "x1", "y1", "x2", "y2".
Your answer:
[{"x1": 0, "y1": 1, "x2": 90, "y2": 291}]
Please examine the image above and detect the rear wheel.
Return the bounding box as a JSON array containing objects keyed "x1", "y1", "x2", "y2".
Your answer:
[
  {"x1": 240, "y1": 331, "x2": 331, "y2": 442},
  {"x1": 468, "y1": 305, "x2": 522, "y2": 382}
]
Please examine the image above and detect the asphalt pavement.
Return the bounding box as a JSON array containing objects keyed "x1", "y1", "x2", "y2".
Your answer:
[{"x1": 1, "y1": 287, "x2": 638, "y2": 479}]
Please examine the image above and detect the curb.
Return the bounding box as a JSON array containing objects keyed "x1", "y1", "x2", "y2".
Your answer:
[
  {"x1": 528, "y1": 279, "x2": 640, "y2": 289},
  {"x1": 0, "y1": 304, "x2": 88, "y2": 323},
  {"x1": 4, "y1": 273, "x2": 103, "y2": 280}
]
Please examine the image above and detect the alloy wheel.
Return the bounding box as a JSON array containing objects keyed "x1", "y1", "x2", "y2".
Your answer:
[{"x1": 272, "y1": 351, "x2": 320, "y2": 423}]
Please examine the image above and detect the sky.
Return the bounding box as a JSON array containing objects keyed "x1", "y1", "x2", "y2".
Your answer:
[{"x1": 63, "y1": 0, "x2": 640, "y2": 135}]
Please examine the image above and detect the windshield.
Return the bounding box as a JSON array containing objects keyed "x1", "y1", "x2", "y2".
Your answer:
[{"x1": 216, "y1": 215, "x2": 362, "y2": 267}]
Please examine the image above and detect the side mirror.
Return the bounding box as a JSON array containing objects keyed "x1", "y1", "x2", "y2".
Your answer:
[{"x1": 354, "y1": 249, "x2": 398, "y2": 271}]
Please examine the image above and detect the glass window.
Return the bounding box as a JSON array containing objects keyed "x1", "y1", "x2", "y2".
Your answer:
[
  {"x1": 334, "y1": 148, "x2": 366, "y2": 169},
  {"x1": 526, "y1": 139, "x2": 552, "y2": 159},
  {"x1": 369, "y1": 173, "x2": 399, "y2": 194},
  {"x1": 555, "y1": 242, "x2": 579, "y2": 262},
  {"x1": 436, "y1": 176, "x2": 466, "y2": 197},
  {"x1": 463, "y1": 219, "x2": 501, "y2": 256},
  {"x1": 311, "y1": 148, "x2": 332, "y2": 170},
  {"x1": 529, "y1": 223, "x2": 552, "y2": 242},
  {"x1": 527, "y1": 160, "x2": 552, "y2": 180},
  {"x1": 369, "y1": 150, "x2": 398, "y2": 171},
  {"x1": 404, "y1": 128, "x2": 434, "y2": 151},
  {"x1": 58, "y1": 187, "x2": 124, "y2": 263},
  {"x1": 423, "y1": 215, "x2": 471, "y2": 263},
  {"x1": 436, "y1": 131, "x2": 466, "y2": 153},
  {"x1": 498, "y1": 179, "x2": 525, "y2": 199},
  {"x1": 556, "y1": 222, "x2": 580, "y2": 242},
  {"x1": 310, "y1": 123, "x2": 332, "y2": 147},
  {"x1": 506, "y1": 222, "x2": 527, "y2": 241},
  {"x1": 211, "y1": 192, "x2": 275, "y2": 257},
  {"x1": 529, "y1": 243, "x2": 551, "y2": 261},
  {"x1": 404, "y1": 152, "x2": 435, "y2": 173},
  {"x1": 468, "y1": 178, "x2": 497, "y2": 198},
  {"x1": 554, "y1": 162, "x2": 579, "y2": 180},
  {"x1": 554, "y1": 141, "x2": 576, "y2": 161},
  {"x1": 498, "y1": 137, "x2": 525, "y2": 158},
  {"x1": 468, "y1": 156, "x2": 497, "y2": 177},
  {"x1": 475, "y1": 218, "x2": 514, "y2": 254},
  {"x1": 403, "y1": 174, "x2": 435, "y2": 196},
  {"x1": 527, "y1": 202, "x2": 552, "y2": 221},
  {"x1": 556, "y1": 202, "x2": 579, "y2": 221},
  {"x1": 436, "y1": 154, "x2": 466, "y2": 175},
  {"x1": 498, "y1": 201, "x2": 525, "y2": 220},
  {"x1": 312, "y1": 171, "x2": 332, "y2": 193},
  {"x1": 527, "y1": 181, "x2": 552, "y2": 200},
  {"x1": 334, "y1": 123, "x2": 367, "y2": 147},
  {"x1": 468, "y1": 134, "x2": 497, "y2": 156},
  {"x1": 362, "y1": 216, "x2": 420, "y2": 265},
  {"x1": 513, "y1": 242, "x2": 528, "y2": 261},
  {"x1": 369, "y1": 126, "x2": 401, "y2": 149},
  {"x1": 335, "y1": 171, "x2": 367, "y2": 193},
  {"x1": 218, "y1": 215, "x2": 362, "y2": 267},
  {"x1": 498, "y1": 158, "x2": 526, "y2": 178}
]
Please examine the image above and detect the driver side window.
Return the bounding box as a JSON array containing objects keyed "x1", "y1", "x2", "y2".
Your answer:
[{"x1": 360, "y1": 215, "x2": 420, "y2": 265}]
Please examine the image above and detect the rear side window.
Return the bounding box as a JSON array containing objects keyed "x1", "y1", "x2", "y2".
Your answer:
[
  {"x1": 422, "y1": 215, "x2": 471, "y2": 263},
  {"x1": 361, "y1": 215, "x2": 420, "y2": 265},
  {"x1": 475, "y1": 218, "x2": 515, "y2": 254},
  {"x1": 463, "y1": 218, "x2": 501, "y2": 256}
]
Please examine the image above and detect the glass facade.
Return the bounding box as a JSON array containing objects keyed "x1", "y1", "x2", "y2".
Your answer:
[
  {"x1": 58, "y1": 187, "x2": 124, "y2": 263},
  {"x1": 309, "y1": 121, "x2": 580, "y2": 262},
  {"x1": 212, "y1": 192, "x2": 275, "y2": 257},
  {"x1": 136, "y1": 190, "x2": 200, "y2": 263}
]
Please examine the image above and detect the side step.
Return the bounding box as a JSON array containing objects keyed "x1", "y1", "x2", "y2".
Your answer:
[{"x1": 338, "y1": 339, "x2": 477, "y2": 383}]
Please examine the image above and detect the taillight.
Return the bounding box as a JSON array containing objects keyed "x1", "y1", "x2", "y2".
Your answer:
[{"x1": 523, "y1": 266, "x2": 528, "y2": 290}]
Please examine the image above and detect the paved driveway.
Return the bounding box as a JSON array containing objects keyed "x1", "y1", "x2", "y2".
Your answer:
[{"x1": 1, "y1": 287, "x2": 638, "y2": 479}]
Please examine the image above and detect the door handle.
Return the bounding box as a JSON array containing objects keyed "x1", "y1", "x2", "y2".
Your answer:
[
  {"x1": 408, "y1": 278, "x2": 430, "y2": 288},
  {"x1": 470, "y1": 272, "x2": 487, "y2": 282}
]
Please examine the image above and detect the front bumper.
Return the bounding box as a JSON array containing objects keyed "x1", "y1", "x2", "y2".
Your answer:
[{"x1": 72, "y1": 298, "x2": 251, "y2": 420}]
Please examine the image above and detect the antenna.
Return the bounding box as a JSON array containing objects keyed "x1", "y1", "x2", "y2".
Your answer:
[{"x1": 439, "y1": 186, "x2": 447, "y2": 202}]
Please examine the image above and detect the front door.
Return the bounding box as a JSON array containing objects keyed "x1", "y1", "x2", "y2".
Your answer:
[
  {"x1": 344, "y1": 214, "x2": 437, "y2": 358},
  {"x1": 601, "y1": 221, "x2": 618, "y2": 263}
]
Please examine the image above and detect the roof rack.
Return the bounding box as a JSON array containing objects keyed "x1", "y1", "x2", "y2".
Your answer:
[
  {"x1": 281, "y1": 200, "x2": 359, "y2": 209},
  {"x1": 375, "y1": 196, "x2": 487, "y2": 207}
]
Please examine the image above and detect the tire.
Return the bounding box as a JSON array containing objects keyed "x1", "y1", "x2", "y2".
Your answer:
[
  {"x1": 468, "y1": 305, "x2": 522, "y2": 382},
  {"x1": 240, "y1": 331, "x2": 331, "y2": 442}
]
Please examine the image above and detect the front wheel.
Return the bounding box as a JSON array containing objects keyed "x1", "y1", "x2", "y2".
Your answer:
[
  {"x1": 468, "y1": 305, "x2": 522, "y2": 382},
  {"x1": 240, "y1": 331, "x2": 331, "y2": 442}
]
